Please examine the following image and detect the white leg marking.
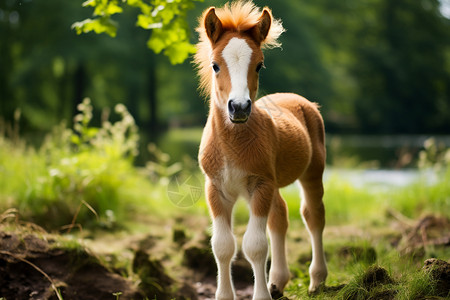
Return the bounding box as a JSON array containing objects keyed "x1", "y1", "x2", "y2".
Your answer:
[
  {"x1": 307, "y1": 228, "x2": 327, "y2": 293},
  {"x1": 300, "y1": 188, "x2": 328, "y2": 293},
  {"x1": 222, "y1": 37, "x2": 252, "y2": 104},
  {"x1": 242, "y1": 215, "x2": 271, "y2": 300},
  {"x1": 268, "y1": 231, "x2": 290, "y2": 293},
  {"x1": 212, "y1": 216, "x2": 236, "y2": 300}
]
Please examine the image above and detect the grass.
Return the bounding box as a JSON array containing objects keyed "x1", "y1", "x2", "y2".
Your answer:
[
  {"x1": 285, "y1": 246, "x2": 448, "y2": 300},
  {"x1": 1, "y1": 103, "x2": 449, "y2": 299},
  {"x1": 0, "y1": 99, "x2": 169, "y2": 229}
]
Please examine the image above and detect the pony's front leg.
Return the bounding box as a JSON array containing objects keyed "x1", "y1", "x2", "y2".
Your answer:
[
  {"x1": 243, "y1": 181, "x2": 273, "y2": 300},
  {"x1": 206, "y1": 180, "x2": 237, "y2": 300}
]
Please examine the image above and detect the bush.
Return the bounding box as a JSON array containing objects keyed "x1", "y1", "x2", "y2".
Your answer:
[{"x1": 0, "y1": 99, "x2": 146, "y2": 229}]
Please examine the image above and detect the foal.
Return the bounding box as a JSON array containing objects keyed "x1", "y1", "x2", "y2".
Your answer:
[{"x1": 195, "y1": 2, "x2": 327, "y2": 299}]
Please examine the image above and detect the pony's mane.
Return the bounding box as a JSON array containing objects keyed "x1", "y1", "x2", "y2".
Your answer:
[{"x1": 194, "y1": 1, "x2": 285, "y2": 97}]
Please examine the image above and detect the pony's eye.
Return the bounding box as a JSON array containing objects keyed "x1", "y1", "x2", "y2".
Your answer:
[
  {"x1": 256, "y1": 62, "x2": 264, "y2": 73},
  {"x1": 212, "y1": 62, "x2": 220, "y2": 73}
]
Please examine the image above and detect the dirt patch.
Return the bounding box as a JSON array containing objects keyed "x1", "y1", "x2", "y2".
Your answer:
[
  {"x1": 183, "y1": 245, "x2": 216, "y2": 277},
  {"x1": 2, "y1": 212, "x2": 448, "y2": 300},
  {"x1": 0, "y1": 232, "x2": 142, "y2": 300},
  {"x1": 183, "y1": 243, "x2": 256, "y2": 299},
  {"x1": 133, "y1": 249, "x2": 182, "y2": 300}
]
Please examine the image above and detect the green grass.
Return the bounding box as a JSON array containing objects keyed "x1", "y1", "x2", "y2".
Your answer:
[
  {"x1": 0, "y1": 99, "x2": 168, "y2": 229},
  {"x1": 1, "y1": 103, "x2": 449, "y2": 299},
  {"x1": 285, "y1": 249, "x2": 447, "y2": 300}
]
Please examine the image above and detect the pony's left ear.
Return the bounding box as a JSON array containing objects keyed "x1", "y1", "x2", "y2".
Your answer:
[{"x1": 249, "y1": 9, "x2": 272, "y2": 45}]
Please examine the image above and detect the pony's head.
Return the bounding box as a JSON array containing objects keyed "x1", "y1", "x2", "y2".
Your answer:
[{"x1": 195, "y1": 2, "x2": 284, "y2": 123}]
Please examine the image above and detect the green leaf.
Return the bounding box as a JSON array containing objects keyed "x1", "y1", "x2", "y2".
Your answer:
[
  {"x1": 147, "y1": 31, "x2": 166, "y2": 54},
  {"x1": 136, "y1": 14, "x2": 162, "y2": 29},
  {"x1": 82, "y1": 0, "x2": 97, "y2": 8},
  {"x1": 71, "y1": 17, "x2": 118, "y2": 37},
  {"x1": 106, "y1": 2, "x2": 123, "y2": 15},
  {"x1": 164, "y1": 41, "x2": 197, "y2": 65},
  {"x1": 75, "y1": 0, "x2": 205, "y2": 63}
]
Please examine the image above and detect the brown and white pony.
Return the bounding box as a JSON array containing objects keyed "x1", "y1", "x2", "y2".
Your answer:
[{"x1": 195, "y1": 2, "x2": 327, "y2": 299}]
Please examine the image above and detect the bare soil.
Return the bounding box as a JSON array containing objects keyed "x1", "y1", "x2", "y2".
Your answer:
[{"x1": 0, "y1": 214, "x2": 449, "y2": 300}]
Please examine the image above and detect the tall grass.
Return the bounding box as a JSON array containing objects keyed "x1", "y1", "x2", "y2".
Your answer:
[{"x1": 0, "y1": 99, "x2": 158, "y2": 229}]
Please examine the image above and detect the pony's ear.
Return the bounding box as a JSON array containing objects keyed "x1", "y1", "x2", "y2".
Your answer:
[
  {"x1": 204, "y1": 8, "x2": 223, "y2": 44},
  {"x1": 249, "y1": 9, "x2": 272, "y2": 45}
]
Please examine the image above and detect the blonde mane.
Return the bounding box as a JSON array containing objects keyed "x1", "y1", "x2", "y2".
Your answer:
[{"x1": 194, "y1": 1, "x2": 285, "y2": 97}]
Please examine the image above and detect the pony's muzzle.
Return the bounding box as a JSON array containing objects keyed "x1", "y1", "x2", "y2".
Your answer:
[{"x1": 228, "y1": 99, "x2": 252, "y2": 123}]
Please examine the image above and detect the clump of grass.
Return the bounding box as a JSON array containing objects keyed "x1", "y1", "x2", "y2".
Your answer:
[
  {"x1": 0, "y1": 99, "x2": 154, "y2": 229},
  {"x1": 395, "y1": 268, "x2": 436, "y2": 299},
  {"x1": 338, "y1": 265, "x2": 396, "y2": 300}
]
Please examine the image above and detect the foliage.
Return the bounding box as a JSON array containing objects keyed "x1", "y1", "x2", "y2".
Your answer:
[
  {"x1": 72, "y1": 0, "x2": 203, "y2": 64},
  {"x1": 145, "y1": 143, "x2": 182, "y2": 186},
  {"x1": 0, "y1": 99, "x2": 147, "y2": 229},
  {"x1": 2, "y1": 0, "x2": 450, "y2": 134},
  {"x1": 390, "y1": 137, "x2": 450, "y2": 218},
  {"x1": 418, "y1": 137, "x2": 450, "y2": 172}
]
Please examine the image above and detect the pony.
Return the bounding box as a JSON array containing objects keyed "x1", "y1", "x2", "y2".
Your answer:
[{"x1": 195, "y1": 2, "x2": 327, "y2": 299}]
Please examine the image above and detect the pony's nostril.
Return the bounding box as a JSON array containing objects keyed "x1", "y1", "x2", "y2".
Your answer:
[
  {"x1": 228, "y1": 99, "x2": 236, "y2": 114},
  {"x1": 242, "y1": 99, "x2": 252, "y2": 113}
]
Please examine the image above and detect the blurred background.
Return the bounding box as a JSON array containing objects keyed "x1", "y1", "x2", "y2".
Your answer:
[
  {"x1": 1, "y1": 0, "x2": 449, "y2": 166},
  {"x1": 1, "y1": 0, "x2": 450, "y2": 224}
]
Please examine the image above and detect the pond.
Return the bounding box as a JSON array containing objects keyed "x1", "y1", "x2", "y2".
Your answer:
[{"x1": 324, "y1": 168, "x2": 438, "y2": 189}]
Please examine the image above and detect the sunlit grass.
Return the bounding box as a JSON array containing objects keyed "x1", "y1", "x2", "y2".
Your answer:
[
  {"x1": 0, "y1": 100, "x2": 162, "y2": 229},
  {"x1": 1, "y1": 102, "x2": 449, "y2": 232}
]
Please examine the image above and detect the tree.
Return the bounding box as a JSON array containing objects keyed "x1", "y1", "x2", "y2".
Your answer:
[
  {"x1": 351, "y1": 0, "x2": 450, "y2": 133},
  {"x1": 72, "y1": 0, "x2": 203, "y2": 64}
]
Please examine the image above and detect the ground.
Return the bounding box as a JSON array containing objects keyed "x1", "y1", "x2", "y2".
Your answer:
[{"x1": 0, "y1": 212, "x2": 449, "y2": 300}]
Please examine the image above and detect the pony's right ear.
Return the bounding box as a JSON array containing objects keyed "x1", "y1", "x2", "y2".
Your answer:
[{"x1": 204, "y1": 8, "x2": 223, "y2": 44}]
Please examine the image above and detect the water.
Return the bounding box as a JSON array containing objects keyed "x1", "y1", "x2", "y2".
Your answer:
[
  {"x1": 154, "y1": 129, "x2": 448, "y2": 188},
  {"x1": 324, "y1": 168, "x2": 437, "y2": 189}
]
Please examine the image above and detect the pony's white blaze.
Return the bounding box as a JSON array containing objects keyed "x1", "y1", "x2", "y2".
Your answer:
[{"x1": 222, "y1": 37, "x2": 253, "y2": 104}]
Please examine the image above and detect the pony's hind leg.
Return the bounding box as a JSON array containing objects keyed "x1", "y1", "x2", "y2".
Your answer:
[
  {"x1": 267, "y1": 190, "x2": 290, "y2": 297},
  {"x1": 299, "y1": 178, "x2": 328, "y2": 293}
]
